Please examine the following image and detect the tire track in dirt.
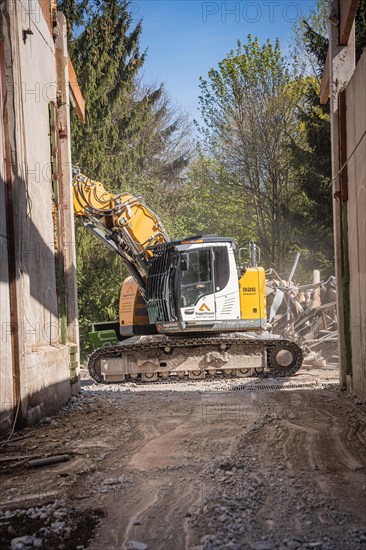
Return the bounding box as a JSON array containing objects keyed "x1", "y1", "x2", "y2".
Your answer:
[
  {"x1": 126, "y1": 414, "x2": 194, "y2": 470},
  {"x1": 89, "y1": 393, "x2": 246, "y2": 549}
]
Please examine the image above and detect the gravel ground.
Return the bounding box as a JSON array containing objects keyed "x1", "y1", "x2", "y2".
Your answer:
[{"x1": 0, "y1": 364, "x2": 365, "y2": 550}]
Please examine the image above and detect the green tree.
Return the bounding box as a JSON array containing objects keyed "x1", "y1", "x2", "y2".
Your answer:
[
  {"x1": 197, "y1": 36, "x2": 303, "y2": 271},
  {"x1": 289, "y1": 2, "x2": 333, "y2": 276},
  {"x1": 69, "y1": 0, "x2": 149, "y2": 183},
  {"x1": 59, "y1": 0, "x2": 192, "y2": 358},
  {"x1": 290, "y1": 0, "x2": 328, "y2": 78},
  {"x1": 57, "y1": 0, "x2": 89, "y2": 40},
  {"x1": 289, "y1": 77, "x2": 333, "y2": 274},
  {"x1": 356, "y1": 0, "x2": 366, "y2": 62},
  {"x1": 288, "y1": 0, "x2": 366, "y2": 277},
  {"x1": 66, "y1": 0, "x2": 149, "y2": 358},
  {"x1": 181, "y1": 156, "x2": 257, "y2": 247}
]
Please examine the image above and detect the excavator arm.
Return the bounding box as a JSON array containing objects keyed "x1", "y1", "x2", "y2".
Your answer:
[{"x1": 72, "y1": 168, "x2": 169, "y2": 297}]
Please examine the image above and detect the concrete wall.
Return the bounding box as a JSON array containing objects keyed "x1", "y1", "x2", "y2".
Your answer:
[
  {"x1": 0, "y1": 1, "x2": 80, "y2": 433},
  {"x1": 346, "y1": 51, "x2": 366, "y2": 399},
  {"x1": 0, "y1": 57, "x2": 14, "y2": 432}
]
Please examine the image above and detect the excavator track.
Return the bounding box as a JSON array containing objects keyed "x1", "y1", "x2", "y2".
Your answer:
[{"x1": 88, "y1": 334, "x2": 303, "y2": 383}]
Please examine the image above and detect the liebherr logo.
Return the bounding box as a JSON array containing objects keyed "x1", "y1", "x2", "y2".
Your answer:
[{"x1": 199, "y1": 303, "x2": 211, "y2": 312}]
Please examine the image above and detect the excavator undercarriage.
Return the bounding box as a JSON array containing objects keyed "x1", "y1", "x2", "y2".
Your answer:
[{"x1": 88, "y1": 334, "x2": 303, "y2": 383}]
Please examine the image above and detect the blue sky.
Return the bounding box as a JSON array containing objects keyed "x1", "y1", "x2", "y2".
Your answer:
[{"x1": 133, "y1": 0, "x2": 318, "y2": 120}]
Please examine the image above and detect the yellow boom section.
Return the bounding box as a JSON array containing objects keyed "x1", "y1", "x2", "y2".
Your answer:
[{"x1": 72, "y1": 169, "x2": 169, "y2": 260}]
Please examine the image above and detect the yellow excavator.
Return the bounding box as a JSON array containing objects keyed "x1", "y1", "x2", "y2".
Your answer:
[{"x1": 72, "y1": 168, "x2": 303, "y2": 383}]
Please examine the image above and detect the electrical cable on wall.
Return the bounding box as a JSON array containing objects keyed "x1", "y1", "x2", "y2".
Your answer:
[{"x1": 332, "y1": 128, "x2": 366, "y2": 186}]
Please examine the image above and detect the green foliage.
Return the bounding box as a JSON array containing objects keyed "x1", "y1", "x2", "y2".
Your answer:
[
  {"x1": 356, "y1": 0, "x2": 366, "y2": 62},
  {"x1": 57, "y1": 0, "x2": 89, "y2": 39},
  {"x1": 63, "y1": 0, "x2": 147, "y2": 359},
  {"x1": 288, "y1": 0, "x2": 366, "y2": 276},
  {"x1": 288, "y1": 0, "x2": 334, "y2": 277},
  {"x1": 194, "y1": 24, "x2": 336, "y2": 279},
  {"x1": 61, "y1": 0, "x2": 192, "y2": 359},
  {"x1": 289, "y1": 76, "x2": 333, "y2": 274},
  {"x1": 75, "y1": 223, "x2": 127, "y2": 359},
  {"x1": 183, "y1": 156, "x2": 257, "y2": 246},
  {"x1": 197, "y1": 36, "x2": 304, "y2": 272},
  {"x1": 290, "y1": 0, "x2": 328, "y2": 77},
  {"x1": 60, "y1": 0, "x2": 342, "y2": 358},
  {"x1": 69, "y1": 1, "x2": 150, "y2": 182},
  {"x1": 301, "y1": 21, "x2": 328, "y2": 77}
]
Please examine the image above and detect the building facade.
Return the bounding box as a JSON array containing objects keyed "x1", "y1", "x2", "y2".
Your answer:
[
  {"x1": 321, "y1": 0, "x2": 366, "y2": 399},
  {"x1": 0, "y1": 1, "x2": 84, "y2": 432}
]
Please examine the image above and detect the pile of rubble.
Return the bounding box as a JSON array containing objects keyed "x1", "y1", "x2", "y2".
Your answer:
[{"x1": 266, "y1": 263, "x2": 337, "y2": 367}]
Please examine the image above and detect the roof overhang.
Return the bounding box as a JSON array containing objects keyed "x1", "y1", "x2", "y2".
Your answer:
[
  {"x1": 68, "y1": 57, "x2": 85, "y2": 124},
  {"x1": 320, "y1": 51, "x2": 330, "y2": 104},
  {"x1": 340, "y1": 0, "x2": 359, "y2": 44}
]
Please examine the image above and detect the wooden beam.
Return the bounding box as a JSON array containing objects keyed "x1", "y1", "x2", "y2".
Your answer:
[
  {"x1": 340, "y1": 0, "x2": 359, "y2": 45},
  {"x1": 328, "y1": 1, "x2": 356, "y2": 391},
  {"x1": 68, "y1": 57, "x2": 85, "y2": 124},
  {"x1": 320, "y1": 50, "x2": 330, "y2": 104},
  {"x1": 39, "y1": 1, "x2": 53, "y2": 35}
]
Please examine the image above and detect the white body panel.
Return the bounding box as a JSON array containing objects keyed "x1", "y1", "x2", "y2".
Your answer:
[{"x1": 214, "y1": 247, "x2": 240, "y2": 320}]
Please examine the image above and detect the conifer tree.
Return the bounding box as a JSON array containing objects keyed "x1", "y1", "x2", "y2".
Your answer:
[
  {"x1": 59, "y1": 0, "x2": 192, "y2": 357},
  {"x1": 289, "y1": 8, "x2": 333, "y2": 275},
  {"x1": 289, "y1": 0, "x2": 366, "y2": 275}
]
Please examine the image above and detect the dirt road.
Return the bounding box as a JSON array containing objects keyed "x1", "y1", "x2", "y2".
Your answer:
[{"x1": 0, "y1": 366, "x2": 365, "y2": 550}]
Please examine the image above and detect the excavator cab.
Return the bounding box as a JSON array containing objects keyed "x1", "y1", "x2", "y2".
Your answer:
[{"x1": 145, "y1": 236, "x2": 267, "y2": 335}]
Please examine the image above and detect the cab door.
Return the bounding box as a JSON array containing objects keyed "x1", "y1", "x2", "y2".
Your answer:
[
  {"x1": 213, "y1": 246, "x2": 240, "y2": 321},
  {"x1": 180, "y1": 248, "x2": 216, "y2": 321}
]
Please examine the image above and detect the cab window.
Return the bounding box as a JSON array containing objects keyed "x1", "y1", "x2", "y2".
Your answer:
[
  {"x1": 213, "y1": 246, "x2": 230, "y2": 292},
  {"x1": 180, "y1": 249, "x2": 214, "y2": 306}
]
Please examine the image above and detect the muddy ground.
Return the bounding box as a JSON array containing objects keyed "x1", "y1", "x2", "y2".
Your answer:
[{"x1": 0, "y1": 365, "x2": 365, "y2": 550}]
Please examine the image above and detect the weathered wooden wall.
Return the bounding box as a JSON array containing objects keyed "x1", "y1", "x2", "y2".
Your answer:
[{"x1": 346, "y1": 50, "x2": 366, "y2": 399}]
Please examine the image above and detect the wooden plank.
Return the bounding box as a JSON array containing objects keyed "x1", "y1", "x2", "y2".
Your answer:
[
  {"x1": 340, "y1": 0, "x2": 360, "y2": 45},
  {"x1": 345, "y1": 65, "x2": 360, "y2": 395},
  {"x1": 346, "y1": 52, "x2": 366, "y2": 399},
  {"x1": 328, "y1": 4, "x2": 356, "y2": 390},
  {"x1": 354, "y1": 53, "x2": 366, "y2": 399},
  {"x1": 39, "y1": 1, "x2": 53, "y2": 35},
  {"x1": 320, "y1": 51, "x2": 330, "y2": 104},
  {"x1": 68, "y1": 57, "x2": 85, "y2": 124}
]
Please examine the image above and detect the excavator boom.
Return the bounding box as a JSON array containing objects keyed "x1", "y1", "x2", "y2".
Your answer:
[{"x1": 72, "y1": 168, "x2": 169, "y2": 295}]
